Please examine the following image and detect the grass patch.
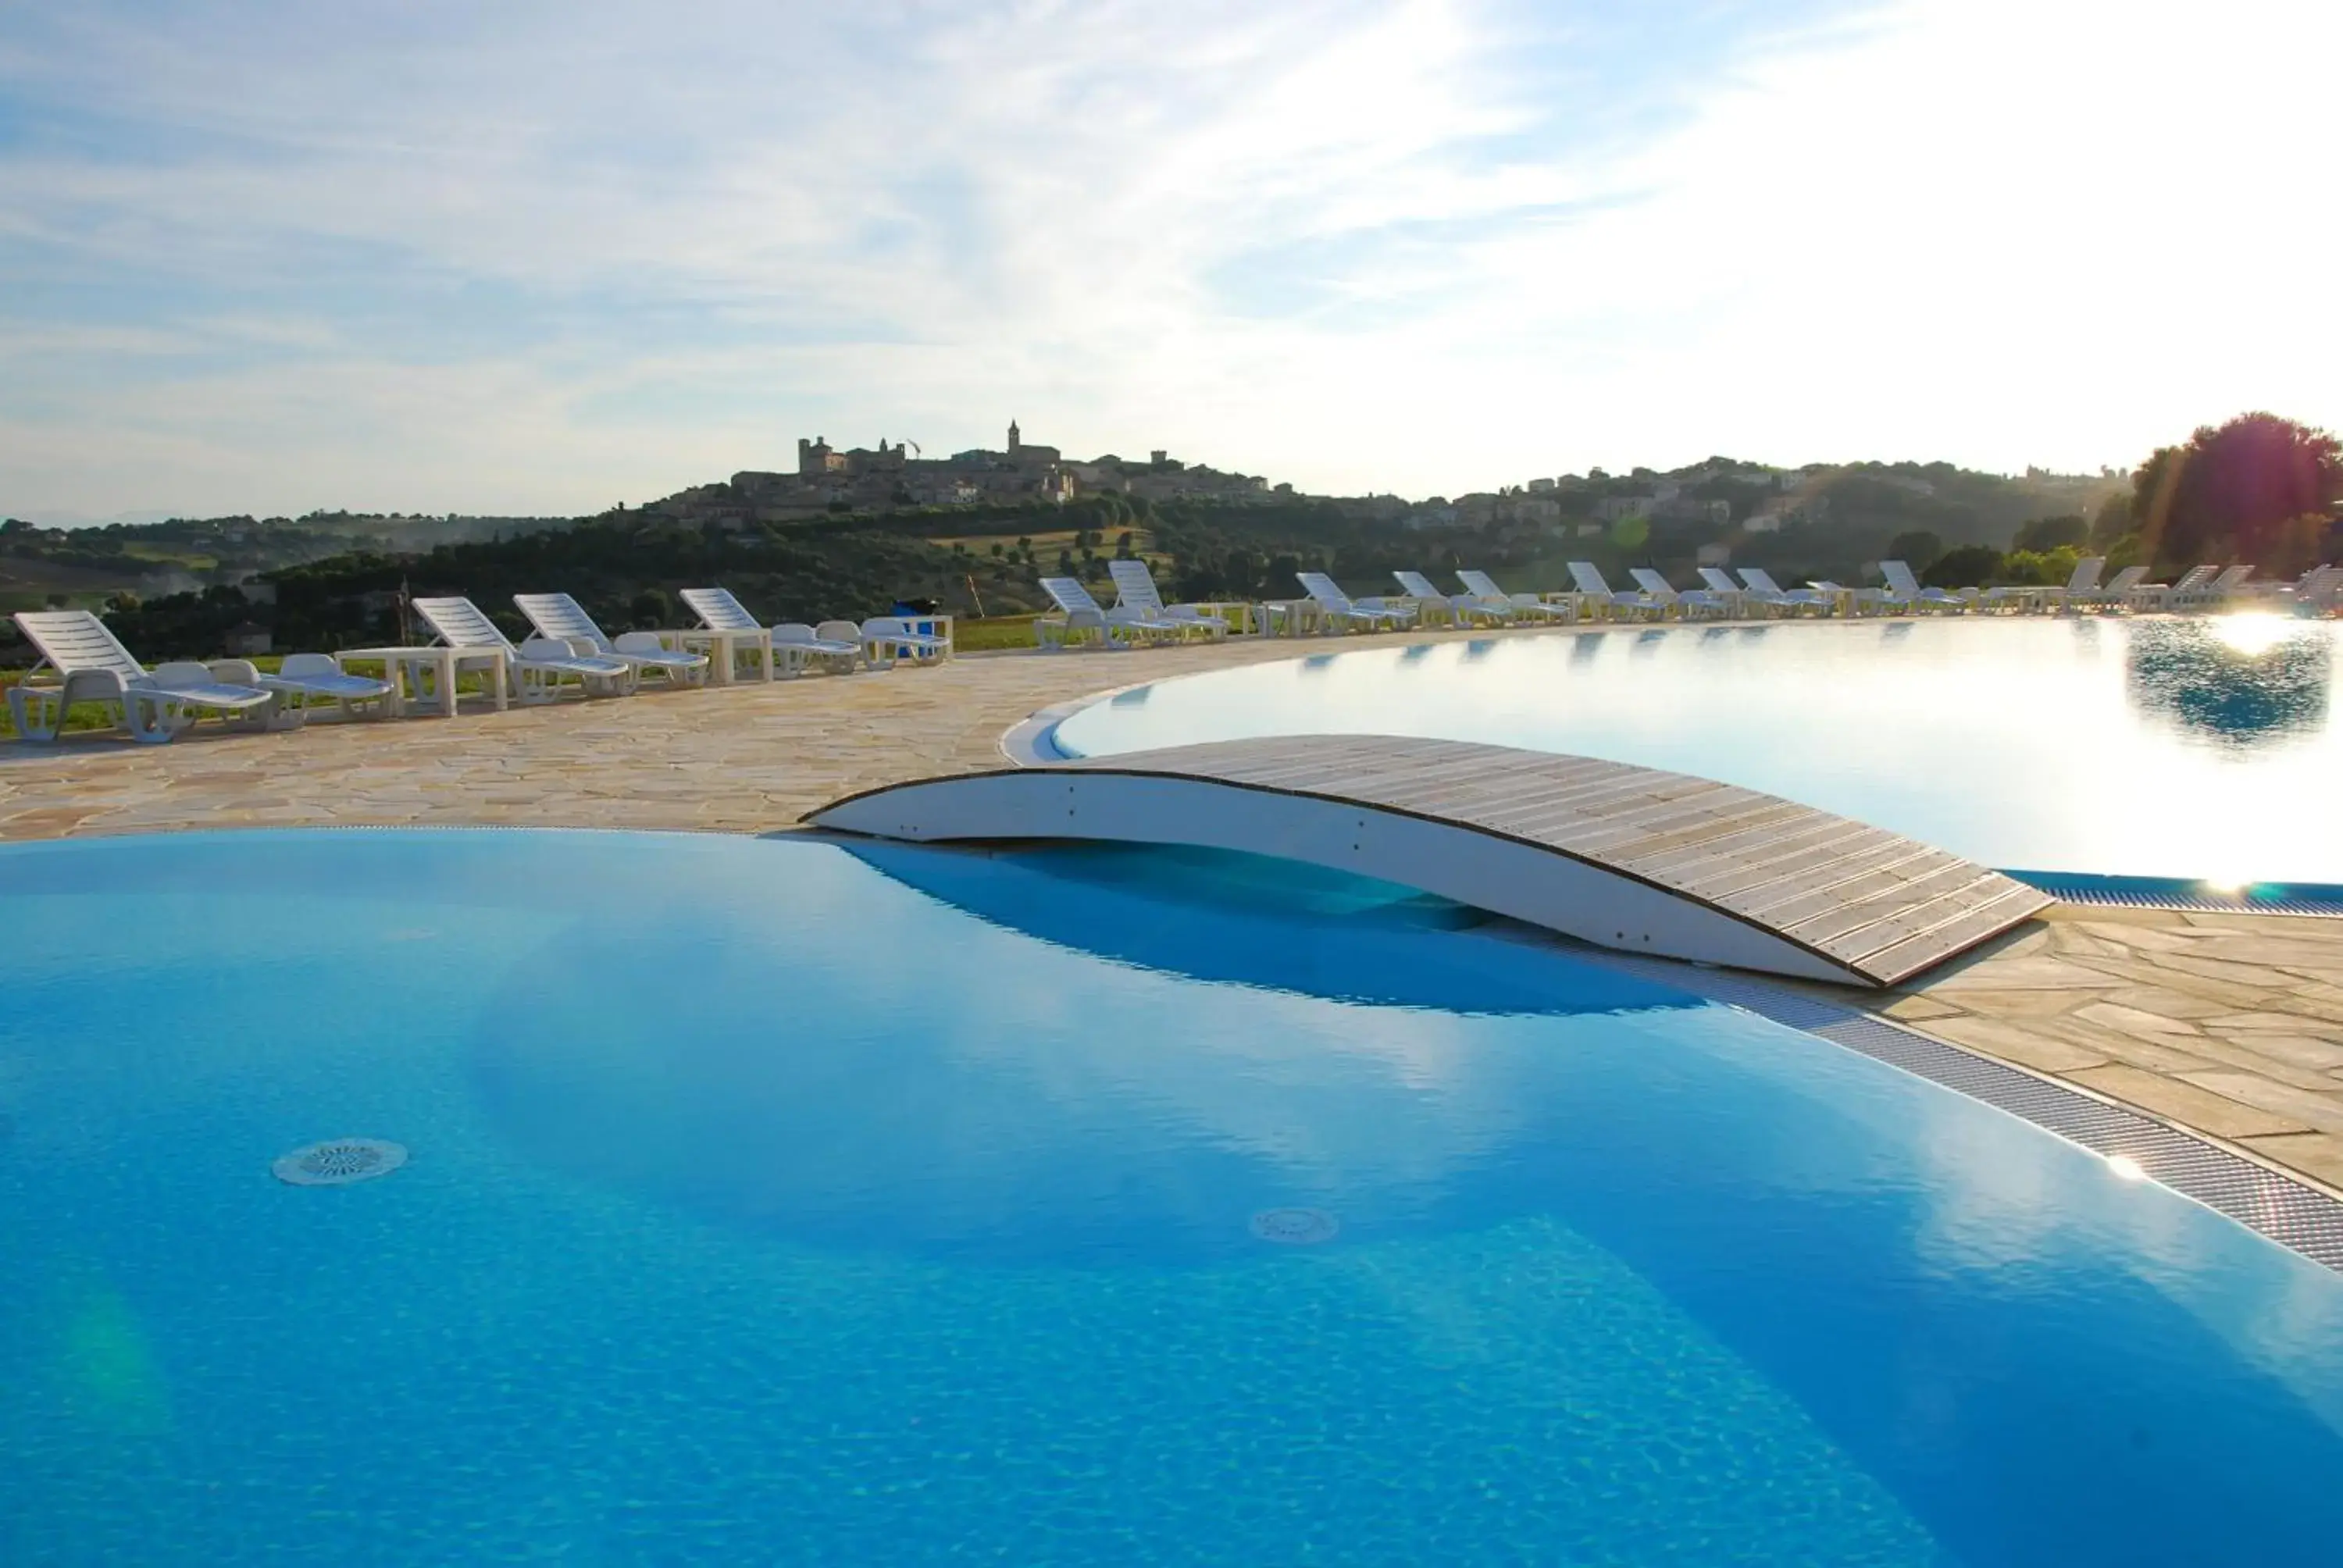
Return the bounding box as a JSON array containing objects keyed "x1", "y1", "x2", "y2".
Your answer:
[{"x1": 953, "y1": 615, "x2": 1043, "y2": 651}]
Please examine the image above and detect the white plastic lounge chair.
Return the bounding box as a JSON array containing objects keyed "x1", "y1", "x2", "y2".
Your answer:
[
  {"x1": 1043, "y1": 578, "x2": 1178, "y2": 647},
  {"x1": 676, "y1": 586, "x2": 778, "y2": 682},
  {"x1": 1694, "y1": 567, "x2": 1755, "y2": 617},
  {"x1": 208, "y1": 653, "x2": 394, "y2": 725},
  {"x1": 861, "y1": 616, "x2": 950, "y2": 668},
  {"x1": 1878, "y1": 561, "x2": 1971, "y2": 614},
  {"x1": 811, "y1": 614, "x2": 876, "y2": 665},
  {"x1": 1568, "y1": 562, "x2": 1665, "y2": 620},
  {"x1": 1294, "y1": 572, "x2": 1415, "y2": 633},
  {"x1": 514, "y1": 593, "x2": 708, "y2": 689},
  {"x1": 2072, "y1": 564, "x2": 2149, "y2": 611},
  {"x1": 6, "y1": 610, "x2": 273, "y2": 743},
  {"x1": 2245, "y1": 565, "x2": 2331, "y2": 607},
  {"x1": 1628, "y1": 568, "x2": 1731, "y2": 619},
  {"x1": 770, "y1": 622, "x2": 861, "y2": 674},
  {"x1": 1107, "y1": 558, "x2": 1229, "y2": 640},
  {"x1": 1806, "y1": 579, "x2": 1887, "y2": 616},
  {"x1": 1456, "y1": 569, "x2": 1571, "y2": 622},
  {"x1": 2129, "y1": 564, "x2": 2213, "y2": 612},
  {"x1": 1392, "y1": 570, "x2": 1504, "y2": 626},
  {"x1": 1737, "y1": 568, "x2": 1832, "y2": 615},
  {"x1": 1985, "y1": 555, "x2": 2102, "y2": 614},
  {"x1": 412, "y1": 597, "x2": 635, "y2": 704},
  {"x1": 2189, "y1": 564, "x2": 2255, "y2": 608},
  {"x1": 2045, "y1": 556, "x2": 2106, "y2": 611}
]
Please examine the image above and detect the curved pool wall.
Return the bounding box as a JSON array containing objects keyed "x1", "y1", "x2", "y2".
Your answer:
[
  {"x1": 5, "y1": 828, "x2": 2343, "y2": 1563},
  {"x1": 1046, "y1": 616, "x2": 2343, "y2": 886}
]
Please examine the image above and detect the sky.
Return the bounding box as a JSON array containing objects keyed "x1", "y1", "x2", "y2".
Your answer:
[{"x1": 2, "y1": 0, "x2": 2338, "y2": 521}]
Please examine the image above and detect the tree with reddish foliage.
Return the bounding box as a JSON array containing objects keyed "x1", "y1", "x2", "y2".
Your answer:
[{"x1": 2130, "y1": 413, "x2": 2343, "y2": 575}]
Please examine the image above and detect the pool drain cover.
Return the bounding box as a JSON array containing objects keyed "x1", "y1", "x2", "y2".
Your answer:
[
  {"x1": 1250, "y1": 1207, "x2": 1340, "y2": 1245},
  {"x1": 273, "y1": 1138, "x2": 408, "y2": 1187}
]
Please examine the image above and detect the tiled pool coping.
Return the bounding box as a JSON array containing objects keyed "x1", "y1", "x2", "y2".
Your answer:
[{"x1": 1574, "y1": 945, "x2": 2343, "y2": 1272}]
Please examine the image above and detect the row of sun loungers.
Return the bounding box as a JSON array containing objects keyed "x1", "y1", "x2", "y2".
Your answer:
[
  {"x1": 1041, "y1": 555, "x2": 2331, "y2": 648},
  {"x1": 5, "y1": 589, "x2": 950, "y2": 745},
  {"x1": 16, "y1": 555, "x2": 2331, "y2": 740}
]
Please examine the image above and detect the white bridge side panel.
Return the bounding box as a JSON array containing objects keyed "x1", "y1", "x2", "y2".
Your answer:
[{"x1": 812, "y1": 772, "x2": 1863, "y2": 985}]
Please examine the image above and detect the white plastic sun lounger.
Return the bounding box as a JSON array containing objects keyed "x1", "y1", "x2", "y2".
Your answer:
[
  {"x1": 1628, "y1": 568, "x2": 1730, "y2": 619},
  {"x1": 6, "y1": 610, "x2": 275, "y2": 743},
  {"x1": 1568, "y1": 562, "x2": 1664, "y2": 620},
  {"x1": 1806, "y1": 579, "x2": 1887, "y2": 615},
  {"x1": 1737, "y1": 568, "x2": 1832, "y2": 615},
  {"x1": 1456, "y1": 570, "x2": 1570, "y2": 622},
  {"x1": 2185, "y1": 564, "x2": 2255, "y2": 609},
  {"x1": 771, "y1": 622, "x2": 861, "y2": 674},
  {"x1": 1695, "y1": 567, "x2": 1755, "y2": 617},
  {"x1": 514, "y1": 593, "x2": 708, "y2": 690},
  {"x1": 412, "y1": 597, "x2": 635, "y2": 704},
  {"x1": 1983, "y1": 555, "x2": 2102, "y2": 613},
  {"x1": 1391, "y1": 570, "x2": 1503, "y2": 626},
  {"x1": 1107, "y1": 558, "x2": 1229, "y2": 640},
  {"x1": 2044, "y1": 555, "x2": 2106, "y2": 612},
  {"x1": 676, "y1": 586, "x2": 779, "y2": 682},
  {"x1": 860, "y1": 617, "x2": 950, "y2": 668},
  {"x1": 1039, "y1": 577, "x2": 1168, "y2": 649},
  {"x1": 202, "y1": 653, "x2": 394, "y2": 726},
  {"x1": 2071, "y1": 564, "x2": 2149, "y2": 611},
  {"x1": 1295, "y1": 572, "x2": 1416, "y2": 632},
  {"x1": 2129, "y1": 564, "x2": 2213, "y2": 611},
  {"x1": 1878, "y1": 561, "x2": 1970, "y2": 614}
]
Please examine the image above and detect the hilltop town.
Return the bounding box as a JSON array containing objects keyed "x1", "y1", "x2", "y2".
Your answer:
[
  {"x1": 640, "y1": 419, "x2": 2124, "y2": 558},
  {"x1": 637, "y1": 418, "x2": 2121, "y2": 533},
  {"x1": 655, "y1": 421, "x2": 1289, "y2": 523}
]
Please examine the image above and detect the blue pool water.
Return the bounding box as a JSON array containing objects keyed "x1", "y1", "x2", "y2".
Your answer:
[
  {"x1": 1050, "y1": 615, "x2": 2343, "y2": 885},
  {"x1": 4, "y1": 829, "x2": 2342, "y2": 1563}
]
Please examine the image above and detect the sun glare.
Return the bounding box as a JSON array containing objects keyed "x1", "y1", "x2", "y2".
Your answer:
[{"x1": 2210, "y1": 614, "x2": 2296, "y2": 657}]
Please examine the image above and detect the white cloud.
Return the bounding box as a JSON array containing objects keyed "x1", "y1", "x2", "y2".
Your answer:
[{"x1": 0, "y1": 0, "x2": 2335, "y2": 515}]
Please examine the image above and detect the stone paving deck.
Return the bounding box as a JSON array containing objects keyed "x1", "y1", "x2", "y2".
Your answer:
[{"x1": 6, "y1": 623, "x2": 2341, "y2": 1200}]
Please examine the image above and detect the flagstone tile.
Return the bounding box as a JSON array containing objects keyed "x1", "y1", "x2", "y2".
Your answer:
[
  {"x1": 1917, "y1": 1015, "x2": 2109, "y2": 1074},
  {"x1": 1901, "y1": 986, "x2": 2099, "y2": 1018},
  {"x1": 2170, "y1": 1035, "x2": 2343, "y2": 1093},
  {"x1": 2202, "y1": 1012, "x2": 2343, "y2": 1039},
  {"x1": 1921, "y1": 957, "x2": 2117, "y2": 992},
  {"x1": 2173, "y1": 1072, "x2": 2343, "y2": 1137},
  {"x1": 2095, "y1": 985, "x2": 2238, "y2": 1022},
  {"x1": 2063, "y1": 1065, "x2": 2309, "y2": 1139},
  {"x1": 1879, "y1": 994, "x2": 1966, "y2": 1023},
  {"x1": 2234, "y1": 1132, "x2": 2343, "y2": 1193},
  {"x1": 2155, "y1": 951, "x2": 2327, "y2": 989},
  {"x1": 2071, "y1": 1001, "x2": 2204, "y2": 1038}
]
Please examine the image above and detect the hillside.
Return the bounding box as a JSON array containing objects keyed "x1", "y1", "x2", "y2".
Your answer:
[
  {"x1": 0, "y1": 456, "x2": 2149, "y2": 665},
  {"x1": 0, "y1": 511, "x2": 577, "y2": 617}
]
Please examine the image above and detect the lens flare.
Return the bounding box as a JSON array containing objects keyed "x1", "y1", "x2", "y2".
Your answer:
[{"x1": 2211, "y1": 614, "x2": 2295, "y2": 657}]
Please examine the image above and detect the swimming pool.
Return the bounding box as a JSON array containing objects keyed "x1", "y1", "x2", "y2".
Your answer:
[
  {"x1": 1050, "y1": 616, "x2": 2342, "y2": 886},
  {"x1": 4, "y1": 829, "x2": 2340, "y2": 1563}
]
